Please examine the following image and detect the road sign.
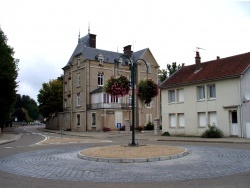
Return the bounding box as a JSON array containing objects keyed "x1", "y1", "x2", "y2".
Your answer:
[{"x1": 116, "y1": 123, "x2": 122, "y2": 129}]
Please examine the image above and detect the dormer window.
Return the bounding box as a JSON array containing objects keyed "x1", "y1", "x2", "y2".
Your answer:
[
  {"x1": 97, "y1": 54, "x2": 104, "y2": 66},
  {"x1": 118, "y1": 58, "x2": 123, "y2": 69}
]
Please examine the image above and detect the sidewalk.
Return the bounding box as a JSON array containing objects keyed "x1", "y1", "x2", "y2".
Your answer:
[
  {"x1": 41, "y1": 128, "x2": 250, "y2": 144},
  {"x1": 1, "y1": 126, "x2": 250, "y2": 145},
  {"x1": 0, "y1": 127, "x2": 21, "y2": 145}
]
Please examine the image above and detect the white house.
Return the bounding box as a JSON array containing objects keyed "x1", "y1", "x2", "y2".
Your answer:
[{"x1": 160, "y1": 51, "x2": 250, "y2": 137}]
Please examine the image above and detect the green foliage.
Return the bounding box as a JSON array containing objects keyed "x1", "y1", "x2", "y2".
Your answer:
[
  {"x1": 37, "y1": 76, "x2": 63, "y2": 117},
  {"x1": 14, "y1": 94, "x2": 39, "y2": 121},
  {"x1": 12, "y1": 108, "x2": 30, "y2": 122},
  {"x1": 145, "y1": 121, "x2": 154, "y2": 130},
  {"x1": 158, "y1": 62, "x2": 184, "y2": 82},
  {"x1": 162, "y1": 132, "x2": 171, "y2": 136},
  {"x1": 0, "y1": 26, "x2": 18, "y2": 129},
  {"x1": 201, "y1": 124, "x2": 224, "y2": 138},
  {"x1": 103, "y1": 75, "x2": 130, "y2": 96},
  {"x1": 137, "y1": 79, "x2": 158, "y2": 104}
]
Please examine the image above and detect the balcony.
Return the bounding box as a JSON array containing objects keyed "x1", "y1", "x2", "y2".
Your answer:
[{"x1": 87, "y1": 103, "x2": 131, "y2": 109}]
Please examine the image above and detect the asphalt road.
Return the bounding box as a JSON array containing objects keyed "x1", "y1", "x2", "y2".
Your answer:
[{"x1": 1, "y1": 126, "x2": 250, "y2": 188}]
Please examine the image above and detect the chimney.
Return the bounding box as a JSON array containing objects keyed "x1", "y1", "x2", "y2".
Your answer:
[
  {"x1": 123, "y1": 45, "x2": 133, "y2": 57},
  {"x1": 89, "y1": 34, "x2": 96, "y2": 48},
  {"x1": 217, "y1": 56, "x2": 220, "y2": 60},
  {"x1": 195, "y1": 51, "x2": 201, "y2": 70}
]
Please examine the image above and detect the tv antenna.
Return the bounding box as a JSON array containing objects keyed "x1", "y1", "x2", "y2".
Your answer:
[
  {"x1": 128, "y1": 41, "x2": 136, "y2": 51},
  {"x1": 196, "y1": 47, "x2": 205, "y2": 52}
]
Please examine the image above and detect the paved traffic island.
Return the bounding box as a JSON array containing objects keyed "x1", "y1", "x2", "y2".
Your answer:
[{"x1": 77, "y1": 144, "x2": 189, "y2": 163}]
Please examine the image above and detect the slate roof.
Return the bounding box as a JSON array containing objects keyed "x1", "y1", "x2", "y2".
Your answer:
[
  {"x1": 63, "y1": 33, "x2": 148, "y2": 69},
  {"x1": 160, "y1": 52, "x2": 250, "y2": 89},
  {"x1": 90, "y1": 87, "x2": 103, "y2": 94}
]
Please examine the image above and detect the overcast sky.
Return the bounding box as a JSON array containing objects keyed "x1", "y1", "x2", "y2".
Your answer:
[{"x1": 0, "y1": 0, "x2": 250, "y2": 103}]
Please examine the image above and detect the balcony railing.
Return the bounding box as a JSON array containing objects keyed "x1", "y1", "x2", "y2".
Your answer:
[{"x1": 87, "y1": 102, "x2": 131, "y2": 109}]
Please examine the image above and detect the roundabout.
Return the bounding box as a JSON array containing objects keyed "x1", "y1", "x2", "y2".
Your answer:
[
  {"x1": 78, "y1": 144, "x2": 189, "y2": 163},
  {"x1": 1, "y1": 145, "x2": 250, "y2": 183}
]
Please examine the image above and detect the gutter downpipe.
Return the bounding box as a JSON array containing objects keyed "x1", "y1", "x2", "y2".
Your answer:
[
  {"x1": 70, "y1": 64, "x2": 73, "y2": 131},
  {"x1": 239, "y1": 75, "x2": 243, "y2": 138}
]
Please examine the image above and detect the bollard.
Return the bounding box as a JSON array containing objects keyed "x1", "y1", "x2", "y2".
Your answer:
[
  {"x1": 154, "y1": 118, "x2": 160, "y2": 135},
  {"x1": 60, "y1": 130, "x2": 63, "y2": 139},
  {"x1": 125, "y1": 119, "x2": 131, "y2": 133}
]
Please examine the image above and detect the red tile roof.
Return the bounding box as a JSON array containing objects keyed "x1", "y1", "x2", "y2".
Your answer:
[{"x1": 160, "y1": 52, "x2": 250, "y2": 89}]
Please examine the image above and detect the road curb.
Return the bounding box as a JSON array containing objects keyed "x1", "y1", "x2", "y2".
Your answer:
[
  {"x1": 0, "y1": 134, "x2": 22, "y2": 145},
  {"x1": 77, "y1": 148, "x2": 189, "y2": 163}
]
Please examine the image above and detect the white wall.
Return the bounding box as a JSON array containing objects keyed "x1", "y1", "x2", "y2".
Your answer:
[
  {"x1": 161, "y1": 78, "x2": 240, "y2": 136},
  {"x1": 241, "y1": 67, "x2": 250, "y2": 137}
]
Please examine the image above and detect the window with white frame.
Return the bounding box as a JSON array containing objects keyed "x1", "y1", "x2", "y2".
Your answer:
[
  {"x1": 76, "y1": 93, "x2": 81, "y2": 107},
  {"x1": 98, "y1": 73, "x2": 104, "y2": 86},
  {"x1": 76, "y1": 73, "x2": 81, "y2": 87},
  {"x1": 111, "y1": 95, "x2": 118, "y2": 103},
  {"x1": 103, "y1": 93, "x2": 110, "y2": 103},
  {"x1": 146, "y1": 63, "x2": 151, "y2": 73},
  {"x1": 97, "y1": 54, "x2": 104, "y2": 66},
  {"x1": 169, "y1": 114, "x2": 176, "y2": 127},
  {"x1": 198, "y1": 112, "x2": 206, "y2": 127},
  {"x1": 168, "y1": 90, "x2": 175, "y2": 103},
  {"x1": 208, "y1": 84, "x2": 216, "y2": 99},
  {"x1": 146, "y1": 114, "x2": 152, "y2": 123},
  {"x1": 177, "y1": 89, "x2": 184, "y2": 102},
  {"x1": 77, "y1": 56, "x2": 81, "y2": 67},
  {"x1": 91, "y1": 113, "x2": 96, "y2": 126},
  {"x1": 178, "y1": 113, "x2": 185, "y2": 127},
  {"x1": 99, "y1": 57, "x2": 104, "y2": 65},
  {"x1": 118, "y1": 61, "x2": 123, "y2": 69},
  {"x1": 145, "y1": 101, "x2": 152, "y2": 108},
  {"x1": 197, "y1": 86, "x2": 205, "y2": 100},
  {"x1": 77, "y1": 114, "x2": 80, "y2": 126},
  {"x1": 128, "y1": 95, "x2": 132, "y2": 107},
  {"x1": 208, "y1": 111, "x2": 217, "y2": 126}
]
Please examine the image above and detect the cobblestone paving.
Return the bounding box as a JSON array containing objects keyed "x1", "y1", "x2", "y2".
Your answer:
[{"x1": 1, "y1": 145, "x2": 250, "y2": 182}]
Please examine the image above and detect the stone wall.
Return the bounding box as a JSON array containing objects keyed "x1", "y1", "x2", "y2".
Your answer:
[{"x1": 46, "y1": 112, "x2": 70, "y2": 130}]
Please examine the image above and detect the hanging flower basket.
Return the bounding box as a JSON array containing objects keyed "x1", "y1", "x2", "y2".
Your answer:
[
  {"x1": 103, "y1": 75, "x2": 130, "y2": 97},
  {"x1": 137, "y1": 79, "x2": 158, "y2": 104}
]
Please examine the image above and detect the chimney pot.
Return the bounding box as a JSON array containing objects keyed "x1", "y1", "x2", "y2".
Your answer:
[
  {"x1": 195, "y1": 51, "x2": 201, "y2": 70},
  {"x1": 89, "y1": 34, "x2": 96, "y2": 48},
  {"x1": 217, "y1": 56, "x2": 220, "y2": 60},
  {"x1": 123, "y1": 45, "x2": 133, "y2": 57}
]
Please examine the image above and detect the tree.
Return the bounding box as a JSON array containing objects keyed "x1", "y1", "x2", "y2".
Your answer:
[
  {"x1": 12, "y1": 108, "x2": 30, "y2": 122},
  {"x1": 158, "y1": 62, "x2": 184, "y2": 83},
  {"x1": 37, "y1": 76, "x2": 63, "y2": 118},
  {"x1": 14, "y1": 94, "x2": 39, "y2": 121},
  {"x1": 0, "y1": 26, "x2": 18, "y2": 131}
]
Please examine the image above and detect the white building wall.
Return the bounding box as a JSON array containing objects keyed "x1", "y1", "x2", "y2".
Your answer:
[
  {"x1": 240, "y1": 67, "x2": 250, "y2": 137},
  {"x1": 161, "y1": 78, "x2": 240, "y2": 136}
]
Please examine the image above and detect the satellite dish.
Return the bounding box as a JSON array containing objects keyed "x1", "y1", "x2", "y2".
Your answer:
[{"x1": 243, "y1": 91, "x2": 250, "y2": 101}]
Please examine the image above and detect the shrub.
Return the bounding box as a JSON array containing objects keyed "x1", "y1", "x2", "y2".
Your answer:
[
  {"x1": 201, "y1": 124, "x2": 223, "y2": 138},
  {"x1": 136, "y1": 126, "x2": 143, "y2": 132},
  {"x1": 162, "y1": 132, "x2": 171, "y2": 136},
  {"x1": 103, "y1": 127, "x2": 111, "y2": 132},
  {"x1": 145, "y1": 121, "x2": 154, "y2": 130}
]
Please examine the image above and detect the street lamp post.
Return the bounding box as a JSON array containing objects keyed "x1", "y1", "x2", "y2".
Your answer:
[{"x1": 115, "y1": 55, "x2": 148, "y2": 146}]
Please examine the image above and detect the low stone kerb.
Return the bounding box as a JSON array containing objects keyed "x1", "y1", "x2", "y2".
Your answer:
[{"x1": 77, "y1": 144, "x2": 188, "y2": 163}]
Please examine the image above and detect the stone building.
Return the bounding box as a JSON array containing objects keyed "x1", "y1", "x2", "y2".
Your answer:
[{"x1": 46, "y1": 32, "x2": 160, "y2": 131}]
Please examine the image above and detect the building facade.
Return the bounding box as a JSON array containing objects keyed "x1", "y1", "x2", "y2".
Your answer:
[
  {"x1": 50, "y1": 32, "x2": 160, "y2": 131},
  {"x1": 160, "y1": 52, "x2": 250, "y2": 137}
]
